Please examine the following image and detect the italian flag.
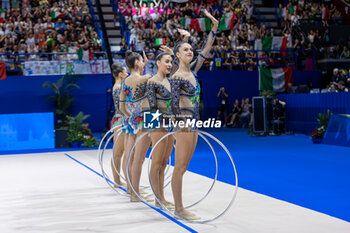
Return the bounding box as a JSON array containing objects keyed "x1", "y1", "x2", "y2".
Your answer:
[
  {"x1": 218, "y1": 12, "x2": 235, "y2": 31},
  {"x1": 0, "y1": 8, "x2": 5, "y2": 23},
  {"x1": 197, "y1": 18, "x2": 211, "y2": 32},
  {"x1": 322, "y1": 6, "x2": 330, "y2": 20},
  {"x1": 181, "y1": 17, "x2": 191, "y2": 29},
  {"x1": 155, "y1": 38, "x2": 166, "y2": 45},
  {"x1": 261, "y1": 36, "x2": 289, "y2": 55},
  {"x1": 262, "y1": 36, "x2": 288, "y2": 51},
  {"x1": 259, "y1": 66, "x2": 293, "y2": 93}
]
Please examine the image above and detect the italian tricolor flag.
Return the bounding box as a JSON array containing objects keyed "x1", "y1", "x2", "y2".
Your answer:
[
  {"x1": 0, "y1": 8, "x2": 5, "y2": 23},
  {"x1": 181, "y1": 17, "x2": 211, "y2": 32},
  {"x1": 181, "y1": 17, "x2": 191, "y2": 29},
  {"x1": 218, "y1": 12, "x2": 236, "y2": 31},
  {"x1": 259, "y1": 66, "x2": 293, "y2": 93},
  {"x1": 262, "y1": 36, "x2": 288, "y2": 51},
  {"x1": 194, "y1": 18, "x2": 211, "y2": 32},
  {"x1": 155, "y1": 38, "x2": 166, "y2": 45}
]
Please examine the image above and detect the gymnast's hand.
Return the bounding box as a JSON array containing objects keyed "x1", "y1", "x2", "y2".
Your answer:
[
  {"x1": 203, "y1": 9, "x2": 218, "y2": 32},
  {"x1": 143, "y1": 51, "x2": 149, "y2": 66},
  {"x1": 178, "y1": 29, "x2": 190, "y2": 38},
  {"x1": 160, "y1": 45, "x2": 174, "y2": 56}
]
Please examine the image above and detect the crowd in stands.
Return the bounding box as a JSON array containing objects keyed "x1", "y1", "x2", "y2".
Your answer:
[
  {"x1": 277, "y1": 0, "x2": 350, "y2": 60},
  {"x1": 117, "y1": 0, "x2": 350, "y2": 70},
  {"x1": 0, "y1": 0, "x2": 102, "y2": 69},
  {"x1": 328, "y1": 68, "x2": 350, "y2": 92},
  {"x1": 118, "y1": 0, "x2": 263, "y2": 70}
]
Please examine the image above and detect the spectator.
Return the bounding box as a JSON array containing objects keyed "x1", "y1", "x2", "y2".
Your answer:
[
  {"x1": 340, "y1": 46, "x2": 350, "y2": 59},
  {"x1": 227, "y1": 99, "x2": 241, "y2": 127},
  {"x1": 272, "y1": 98, "x2": 286, "y2": 135},
  {"x1": 217, "y1": 87, "x2": 229, "y2": 126},
  {"x1": 335, "y1": 81, "x2": 349, "y2": 92},
  {"x1": 240, "y1": 98, "x2": 252, "y2": 128},
  {"x1": 55, "y1": 18, "x2": 66, "y2": 34}
]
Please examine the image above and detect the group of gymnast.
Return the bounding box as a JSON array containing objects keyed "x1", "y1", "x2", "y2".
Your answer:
[{"x1": 108, "y1": 10, "x2": 218, "y2": 221}]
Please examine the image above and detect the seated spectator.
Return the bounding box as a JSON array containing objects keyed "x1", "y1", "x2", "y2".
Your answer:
[
  {"x1": 340, "y1": 46, "x2": 350, "y2": 59},
  {"x1": 240, "y1": 98, "x2": 252, "y2": 128},
  {"x1": 336, "y1": 81, "x2": 349, "y2": 92},
  {"x1": 331, "y1": 68, "x2": 339, "y2": 83},
  {"x1": 227, "y1": 99, "x2": 241, "y2": 127}
]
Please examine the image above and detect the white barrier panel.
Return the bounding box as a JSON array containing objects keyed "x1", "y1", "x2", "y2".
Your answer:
[
  {"x1": 24, "y1": 60, "x2": 111, "y2": 76},
  {"x1": 24, "y1": 59, "x2": 157, "y2": 76}
]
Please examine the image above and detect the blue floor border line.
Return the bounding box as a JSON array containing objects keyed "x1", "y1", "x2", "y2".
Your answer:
[
  {"x1": 63, "y1": 153, "x2": 197, "y2": 233},
  {"x1": 0, "y1": 146, "x2": 113, "y2": 156}
]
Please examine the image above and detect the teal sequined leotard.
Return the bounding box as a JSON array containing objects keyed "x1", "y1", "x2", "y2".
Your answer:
[{"x1": 121, "y1": 80, "x2": 148, "y2": 135}]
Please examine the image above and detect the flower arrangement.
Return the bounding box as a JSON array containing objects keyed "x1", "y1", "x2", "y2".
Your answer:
[
  {"x1": 311, "y1": 110, "x2": 332, "y2": 142},
  {"x1": 66, "y1": 112, "x2": 99, "y2": 148},
  {"x1": 311, "y1": 127, "x2": 326, "y2": 139}
]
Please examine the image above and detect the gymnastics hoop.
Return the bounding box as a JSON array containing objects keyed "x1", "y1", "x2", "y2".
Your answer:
[
  {"x1": 152, "y1": 130, "x2": 238, "y2": 223},
  {"x1": 99, "y1": 125, "x2": 173, "y2": 189},
  {"x1": 99, "y1": 125, "x2": 126, "y2": 186},
  {"x1": 145, "y1": 131, "x2": 178, "y2": 188},
  {"x1": 126, "y1": 129, "x2": 179, "y2": 204},
  {"x1": 147, "y1": 130, "x2": 219, "y2": 209},
  {"x1": 99, "y1": 126, "x2": 128, "y2": 196},
  {"x1": 126, "y1": 130, "x2": 163, "y2": 201},
  {"x1": 98, "y1": 124, "x2": 122, "y2": 165}
]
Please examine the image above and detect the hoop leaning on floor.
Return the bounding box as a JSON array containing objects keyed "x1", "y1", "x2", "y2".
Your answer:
[{"x1": 98, "y1": 127, "x2": 238, "y2": 223}]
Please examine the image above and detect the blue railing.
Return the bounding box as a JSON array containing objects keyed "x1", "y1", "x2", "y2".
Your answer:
[
  {"x1": 86, "y1": 0, "x2": 105, "y2": 50},
  {"x1": 1, "y1": 49, "x2": 316, "y2": 73},
  {"x1": 110, "y1": 49, "x2": 316, "y2": 71}
]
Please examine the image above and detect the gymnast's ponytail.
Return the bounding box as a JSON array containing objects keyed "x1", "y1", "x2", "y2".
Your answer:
[{"x1": 125, "y1": 50, "x2": 141, "y2": 71}]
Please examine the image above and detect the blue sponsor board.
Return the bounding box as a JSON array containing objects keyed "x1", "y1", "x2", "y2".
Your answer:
[{"x1": 0, "y1": 112, "x2": 54, "y2": 151}]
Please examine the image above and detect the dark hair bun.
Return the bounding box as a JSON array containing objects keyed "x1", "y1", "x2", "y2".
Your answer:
[
  {"x1": 125, "y1": 51, "x2": 141, "y2": 70},
  {"x1": 125, "y1": 50, "x2": 133, "y2": 58}
]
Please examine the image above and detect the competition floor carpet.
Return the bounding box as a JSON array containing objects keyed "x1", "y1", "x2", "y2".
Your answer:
[{"x1": 0, "y1": 130, "x2": 349, "y2": 232}]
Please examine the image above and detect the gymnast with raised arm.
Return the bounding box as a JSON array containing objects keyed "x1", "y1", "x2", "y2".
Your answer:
[{"x1": 169, "y1": 9, "x2": 218, "y2": 220}]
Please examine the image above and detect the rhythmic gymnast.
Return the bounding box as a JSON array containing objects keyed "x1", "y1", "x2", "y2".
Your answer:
[
  {"x1": 169, "y1": 9, "x2": 218, "y2": 220},
  {"x1": 111, "y1": 64, "x2": 128, "y2": 187},
  {"x1": 119, "y1": 51, "x2": 152, "y2": 202},
  {"x1": 146, "y1": 51, "x2": 175, "y2": 209}
]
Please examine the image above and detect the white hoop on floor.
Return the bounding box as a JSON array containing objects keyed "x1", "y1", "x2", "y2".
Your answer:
[
  {"x1": 98, "y1": 126, "x2": 127, "y2": 195},
  {"x1": 98, "y1": 126, "x2": 173, "y2": 194},
  {"x1": 146, "y1": 130, "x2": 218, "y2": 209},
  {"x1": 149, "y1": 130, "x2": 238, "y2": 223}
]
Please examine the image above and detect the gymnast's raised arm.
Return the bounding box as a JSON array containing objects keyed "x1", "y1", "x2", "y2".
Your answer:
[{"x1": 190, "y1": 9, "x2": 218, "y2": 74}]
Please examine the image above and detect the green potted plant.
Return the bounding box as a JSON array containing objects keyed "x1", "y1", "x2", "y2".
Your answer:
[
  {"x1": 260, "y1": 89, "x2": 276, "y2": 97},
  {"x1": 42, "y1": 74, "x2": 80, "y2": 126},
  {"x1": 42, "y1": 74, "x2": 80, "y2": 148},
  {"x1": 66, "y1": 112, "x2": 99, "y2": 148},
  {"x1": 311, "y1": 109, "x2": 332, "y2": 144}
]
